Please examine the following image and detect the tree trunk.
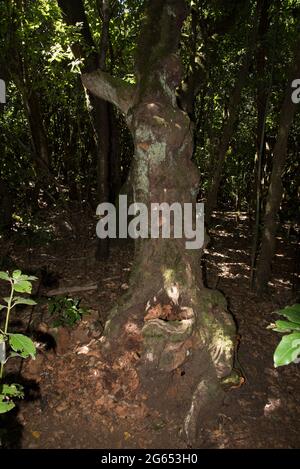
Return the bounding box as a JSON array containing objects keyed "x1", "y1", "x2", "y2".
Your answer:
[
  {"x1": 205, "y1": 51, "x2": 253, "y2": 222},
  {"x1": 22, "y1": 89, "x2": 50, "y2": 178},
  {"x1": 93, "y1": 97, "x2": 111, "y2": 259},
  {"x1": 109, "y1": 105, "x2": 122, "y2": 201},
  {"x1": 250, "y1": 0, "x2": 272, "y2": 288},
  {"x1": 255, "y1": 39, "x2": 300, "y2": 293},
  {"x1": 0, "y1": 178, "x2": 13, "y2": 232},
  {"x1": 58, "y1": 0, "x2": 112, "y2": 259},
  {"x1": 83, "y1": 0, "x2": 237, "y2": 444}
]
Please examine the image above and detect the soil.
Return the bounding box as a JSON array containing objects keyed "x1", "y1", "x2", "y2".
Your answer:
[{"x1": 0, "y1": 209, "x2": 299, "y2": 449}]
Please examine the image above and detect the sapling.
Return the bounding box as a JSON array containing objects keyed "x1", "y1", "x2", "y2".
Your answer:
[{"x1": 0, "y1": 270, "x2": 37, "y2": 413}]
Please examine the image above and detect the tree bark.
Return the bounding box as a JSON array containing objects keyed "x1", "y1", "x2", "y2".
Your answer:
[
  {"x1": 83, "y1": 0, "x2": 237, "y2": 443},
  {"x1": 255, "y1": 37, "x2": 300, "y2": 293}
]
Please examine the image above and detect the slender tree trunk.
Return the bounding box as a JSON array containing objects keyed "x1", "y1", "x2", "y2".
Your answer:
[
  {"x1": 255, "y1": 39, "x2": 300, "y2": 293},
  {"x1": 109, "y1": 105, "x2": 121, "y2": 201},
  {"x1": 22, "y1": 89, "x2": 50, "y2": 178},
  {"x1": 250, "y1": 0, "x2": 271, "y2": 288},
  {"x1": 58, "y1": 0, "x2": 112, "y2": 258},
  {"x1": 205, "y1": 50, "x2": 253, "y2": 222},
  {"x1": 83, "y1": 0, "x2": 237, "y2": 443},
  {"x1": 93, "y1": 97, "x2": 110, "y2": 259},
  {"x1": 0, "y1": 179, "x2": 13, "y2": 232}
]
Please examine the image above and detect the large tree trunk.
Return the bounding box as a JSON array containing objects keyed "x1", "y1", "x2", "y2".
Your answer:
[
  {"x1": 255, "y1": 38, "x2": 300, "y2": 293},
  {"x1": 83, "y1": 0, "x2": 236, "y2": 443}
]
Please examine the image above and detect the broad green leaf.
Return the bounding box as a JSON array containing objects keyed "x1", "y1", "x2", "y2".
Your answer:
[
  {"x1": 13, "y1": 297, "x2": 37, "y2": 307},
  {"x1": 273, "y1": 320, "x2": 300, "y2": 332},
  {"x1": 13, "y1": 280, "x2": 32, "y2": 294},
  {"x1": 274, "y1": 332, "x2": 300, "y2": 367},
  {"x1": 12, "y1": 270, "x2": 22, "y2": 280},
  {"x1": 9, "y1": 334, "x2": 36, "y2": 359},
  {"x1": 0, "y1": 304, "x2": 6, "y2": 310},
  {"x1": 277, "y1": 304, "x2": 300, "y2": 324},
  {"x1": 0, "y1": 383, "x2": 24, "y2": 398},
  {"x1": 0, "y1": 272, "x2": 10, "y2": 281},
  {"x1": 0, "y1": 397, "x2": 15, "y2": 414}
]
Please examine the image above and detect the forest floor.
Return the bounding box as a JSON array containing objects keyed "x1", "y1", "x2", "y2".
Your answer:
[{"x1": 0, "y1": 208, "x2": 299, "y2": 449}]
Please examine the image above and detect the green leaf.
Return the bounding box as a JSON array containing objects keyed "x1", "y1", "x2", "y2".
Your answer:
[
  {"x1": 273, "y1": 320, "x2": 300, "y2": 332},
  {"x1": 13, "y1": 297, "x2": 37, "y2": 307},
  {"x1": 13, "y1": 280, "x2": 32, "y2": 294},
  {"x1": 0, "y1": 272, "x2": 10, "y2": 281},
  {"x1": 277, "y1": 304, "x2": 300, "y2": 324},
  {"x1": 0, "y1": 383, "x2": 24, "y2": 398},
  {"x1": 0, "y1": 397, "x2": 15, "y2": 414},
  {"x1": 12, "y1": 270, "x2": 22, "y2": 280},
  {"x1": 274, "y1": 332, "x2": 300, "y2": 367},
  {"x1": 0, "y1": 304, "x2": 6, "y2": 310},
  {"x1": 9, "y1": 334, "x2": 36, "y2": 359}
]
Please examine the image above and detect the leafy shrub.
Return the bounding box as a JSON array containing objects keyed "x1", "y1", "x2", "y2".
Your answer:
[
  {"x1": 48, "y1": 296, "x2": 88, "y2": 327},
  {"x1": 0, "y1": 270, "x2": 37, "y2": 413},
  {"x1": 268, "y1": 304, "x2": 300, "y2": 367}
]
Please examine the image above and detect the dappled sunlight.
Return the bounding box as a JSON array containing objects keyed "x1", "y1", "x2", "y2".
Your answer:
[
  {"x1": 210, "y1": 229, "x2": 234, "y2": 238},
  {"x1": 228, "y1": 248, "x2": 248, "y2": 255},
  {"x1": 205, "y1": 211, "x2": 297, "y2": 290},
  {"x1": 206, "y1": 251, "x2": 229, "y2": 259},
  {"x1": 269, "y1": 278, "x2": 292, "y2": 290},
  {"x1": 215, "y1": 262, "x2": 249, "y2": 279}
]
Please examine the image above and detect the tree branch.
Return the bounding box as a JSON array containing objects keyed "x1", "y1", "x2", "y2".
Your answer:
[{"x1": 81, "y1": 70, "x2": 136, "y2": 114}]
